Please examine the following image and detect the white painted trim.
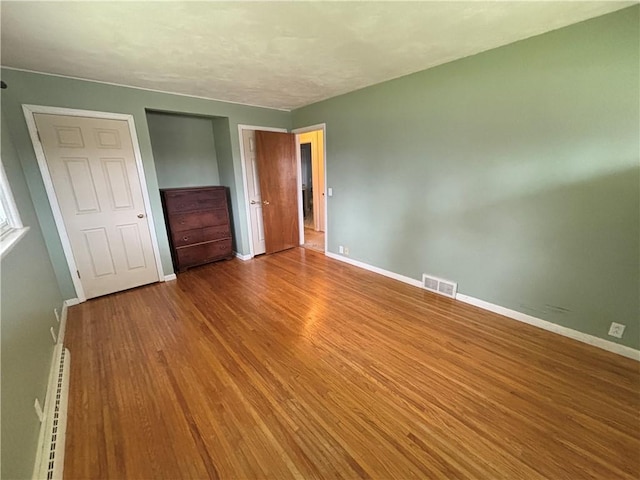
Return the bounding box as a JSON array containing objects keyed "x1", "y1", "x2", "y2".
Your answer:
[
  {"x1": 325, "y1": 252, "x2": 423, "y2": 288},
  {"x1": 291, "y1": 123, "x2": 327, "y2": 135},
  {"x1": 0, "y1": 155, "x2": 25, "y2": 228},
  {"x1": 23, "y1": 106, "x2": 86, "y2": 301},
  {"x1": 0, "y1": 226, "x2": 29, "y2": 259},
  {"x1": 322, "y1": 126, "x2": 328, "y2": 254},
  {"x1": 63, "y1": 297, "x2": 81, "y2": 307},
  {"x1": 237, "y1": 124, "x2": 288, "y2": 259},
  {"x1": 4, "y1": 67, "x2": 290, "y2": 112},
  {"x1": 294, "y1": 134, "x2": 305, "y2": 245},
  {"x1": 325, "y1": 252, "x2": 640, "y2": 361},
  {"x1": 22, "y1": 104, "x2": 166, "y2": 302},
  {"x1": 0, "y1": 154, "x2": 30, "y2": 258},
  {"x1": 123, "y1": 112, "x2": 166, "y2": 282},
  {"x1": 235, "y1": 252, "x2": 252, "y2": 261},
  {"x1": 58, "y1": 300, "x2": 69, "y2": 346},
  {"x1": 163, "y1": 273, "x2": 177, "y2": 281},
  {"x1": 24, "y1": 104, "x2": 137, "y2": 121},
  {"x1": 292, "y1": 123, "x2": 328, "y2": 253},
  {"x1": 456, "y1": 294, "x2": 640, "y2": 361}
]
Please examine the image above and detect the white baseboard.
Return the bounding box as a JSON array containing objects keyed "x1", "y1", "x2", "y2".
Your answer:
[
  {"x1": 456, "y1": 294, "x2": 639, "y2": 361},
  {"x1": 58, "y1": 301, "x2": 70, "y2": 346},
  {"x1": 325, "y1": 252, "x2": 422, "y2": 288},
  {"x1": 325, "y1": 251, "x2": 640, "y2": 362},
  {"x1": 63, "y1": 298, "x2": 80, "y2": 307},
  {"x1": 57, "y1": 298, "x2": 80, "y2": 346},
  {"x1": 235, "y1": 252, "x2": 252, "y2": 261},
  {"x1": 163, "y1": 273, "x2": 177, "y2": 281}
]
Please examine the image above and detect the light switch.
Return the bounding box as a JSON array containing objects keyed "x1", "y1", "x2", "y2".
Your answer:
[{"x1": 328, "y1": 187, "x2": 333, "y2": 197}]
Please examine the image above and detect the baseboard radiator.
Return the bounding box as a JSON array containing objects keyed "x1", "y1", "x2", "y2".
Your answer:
[{"x1": 33, "y1": 344, "x2": 70, "y2": 480}]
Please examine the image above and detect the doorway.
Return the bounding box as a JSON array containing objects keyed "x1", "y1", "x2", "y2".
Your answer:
[
  {"x1": 239, "y1": 124, "x2": 327, "y2": 259},
  {"x1": 297, "y1": 128, "x2": 325, "y2": 253},
  {"x1": 239, "y1": 125, "x2": 300, "y2": 257}
]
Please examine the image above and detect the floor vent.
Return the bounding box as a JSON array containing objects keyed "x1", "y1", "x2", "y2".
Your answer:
[
  {"x1": 34, "y1": 346, "x2": 70, "y2": 480},
  {"x1": 422, "y1": 274, "x2": 458, "y2": 299}
]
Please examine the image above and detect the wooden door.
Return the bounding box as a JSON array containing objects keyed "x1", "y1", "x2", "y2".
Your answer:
[
  {"x1": 255, "y1": 130, "x2": 299, "y2": 254},
  {"x1": 241, "y1": 130, "x2": 266, "y2": 255},
  {"x1": 34, "y1": 113, "x2": 159, "y2": 298}
]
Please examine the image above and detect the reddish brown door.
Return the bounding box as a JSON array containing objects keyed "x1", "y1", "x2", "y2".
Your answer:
[{"x1": 255, "y1": 130, "x2": 300, "y2": 254}]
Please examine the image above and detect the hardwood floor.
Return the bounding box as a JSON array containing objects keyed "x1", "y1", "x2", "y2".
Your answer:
[
  {"x1": 64, "y1": 248, "x2": 640, "y2": 479},
  {"x1": 303, "y1": 228, "x2": 324, "y2": 252}
]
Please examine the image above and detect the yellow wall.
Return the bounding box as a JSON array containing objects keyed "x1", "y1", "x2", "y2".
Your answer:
[{"x1": 298, "y1": 130, "x2": 325, "y2": 232}]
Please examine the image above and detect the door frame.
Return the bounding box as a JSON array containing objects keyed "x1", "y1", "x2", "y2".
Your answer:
[
  {"x1": 292, "y1": 123, "x2": 328, "y2": 254},
  {"x1": 22, "y1": 104, "x2": 165, "y2": 302},
  {"x1": 237, "y1": 124, "x2": 288, "y2": 258}
]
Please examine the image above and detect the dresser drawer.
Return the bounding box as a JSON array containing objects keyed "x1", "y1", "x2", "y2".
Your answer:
[
  {"x1": 172, "y1": 225, "x2": 231, "y2": 247},
  {"x1": 169, "y1": 208, "x2": 229, "y2": 232},
  {"x1": 176, "y1": 239, "x2": 232, "y2": 267},
  {"x1": 164, "y1": 189, "x2": 226, "y2": 214},
  {"x1": 160, "y1": 186, "x2": 233, "y2": 272}
]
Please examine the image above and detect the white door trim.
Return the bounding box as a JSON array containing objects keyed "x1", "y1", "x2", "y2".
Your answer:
[
  {"x1": 22, "y1": 104, "x2": 165, "y2": 302},
  {"x1": 237, "y1": 124, "x2": 288, "y2": 259},
  {"x1": 292, "y1": 123, "x2": 328, "y2": 253}
]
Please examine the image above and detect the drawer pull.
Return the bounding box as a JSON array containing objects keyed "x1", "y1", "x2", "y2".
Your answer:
[{"x1": 183, "y1": 236, "x2": 189, "y2": 241}]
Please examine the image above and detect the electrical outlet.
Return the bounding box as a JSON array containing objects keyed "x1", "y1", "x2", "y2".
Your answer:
[
  {"x1": 338, "y1": 245, "x2": 344, "y2": 254},
  {"x1": 34, "y1": 398, "x2": 44, "y2": 422},
  {"x1": 608, "y1": 322, "x2": 626, "y2": 339},
  {"x1": 54, "y1": 308, "x2": 60, "y2": 323},
  {"x1": 343, "y1": 246, "x2": 350, "y2": 256},
  {"x1": 50, "y1": 326, "x2": 57, "y2": 344}
]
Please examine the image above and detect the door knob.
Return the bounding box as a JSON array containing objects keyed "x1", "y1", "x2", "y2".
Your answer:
[
  {"x1": 137, "y1": 213, "x2": 144, "y2": 218},
  {"x1": 263, "y1": 200, "x2": 270, "y2": 205}
]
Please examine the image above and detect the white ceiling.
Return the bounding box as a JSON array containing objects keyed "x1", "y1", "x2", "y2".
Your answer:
[{"x1": 1, "y1": 1, "x2": 634, "y2": 111}]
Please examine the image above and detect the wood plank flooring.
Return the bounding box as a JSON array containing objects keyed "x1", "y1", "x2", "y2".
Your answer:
[
  {"x1": 64, "y1": 248, "x2": 640, "y2": 479},
  {"x1": 303, "y1": 228, "x2": 324, "y2": 252}
]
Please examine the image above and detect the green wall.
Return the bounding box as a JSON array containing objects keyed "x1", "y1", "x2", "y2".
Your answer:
[
  {"x1": 212, "y1": 117, "x2": 240, "y2": 252},
  {"x1": 0, "y1": 9, "x2": 637, "y2": 478},
  {"x1": 147, "y1": 111, "x2": 221, "y2": 189},
  {"x1": 0, "y1": 68, "x2": 291, "y2": 298},
  {"x1": 293, "y1": 7, "x2": 640, "y2": 349},
  {"x1": 1, "y1": 114, "x2": 64, "y2": 479}
]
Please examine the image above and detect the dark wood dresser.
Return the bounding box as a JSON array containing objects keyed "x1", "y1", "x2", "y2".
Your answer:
[{"x1": 160, "y1": 186, "x2": 233, "y2": 272}]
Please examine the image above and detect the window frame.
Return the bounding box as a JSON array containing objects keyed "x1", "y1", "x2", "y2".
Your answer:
[{"x1": 0, "y1": 157, "x2": 29, "y2": 258}]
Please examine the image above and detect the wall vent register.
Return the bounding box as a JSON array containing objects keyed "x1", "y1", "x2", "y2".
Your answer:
[{"x1": 422, "y1": 273, "x2": 458, "y2": 299}]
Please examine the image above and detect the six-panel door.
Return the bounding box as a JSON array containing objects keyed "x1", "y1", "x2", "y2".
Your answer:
[{"x1": 34, "y1": 113, "x2": 159, "y2": 299}]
